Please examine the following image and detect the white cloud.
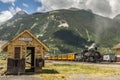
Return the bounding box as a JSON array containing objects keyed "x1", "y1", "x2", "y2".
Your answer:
[
  {"x1": 0, "y1": 0, "x2": 15, "y2": 3},
  {"x1": 9, "y1": 6, "x2": 22, "y2": 14},
  {"x1": 37, "y1": 6, "x2": 44, "y2": 12},
  {"x1": 0, "y1": 6, "x2": 23, "y2": 24},
  {"x1": 109, "y1": 0, "x2": 120, "y2": 17},
  {"x1": 86, "y1": 0, "x2": 112, "y2": 17},
  {"x1": 37, "y1": 0, "x2": 76, "y2": 11},
  {"x1": 0, "y1": 11, "x2": 13, "y2": 23},
  {"x1": 9, "y1": 6, "x2": 16, "y2": 15},
  {"x1": 36, "y1": 0, "x2": 120, "y2": 18},
  {"x1": 23, "y1": 3, "x2": 29, "y2": 8},
  {"x1": 37, "y1": 6, "x2": 49, "y2": 12}
]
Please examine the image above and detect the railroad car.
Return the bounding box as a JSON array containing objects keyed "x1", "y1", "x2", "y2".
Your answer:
[
  {"x1": 51, "y1": 55, "x2": 55, "y2": 60},
  {"x1": 103, "y1": 54, "x2": 116, "y2": 62},
  {"x1": 68, "y1": 53, "x2": 76, "y2": 61},
  {"x1": 54, "y1": 55, "x2": 58, "y2": 60},
  {"x1": 47, "y1": 56, "x2": 51, "y2": 60},
  {"x1": 61, "y1": 54, "x2": 68, "y2": 60},
  {"x1": 58, "y1": 55, "x2": 62, "y2": 60}
]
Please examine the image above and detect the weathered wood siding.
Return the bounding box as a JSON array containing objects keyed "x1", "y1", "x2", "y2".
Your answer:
[{"x1": 7, "y1": 32, "x2": 44, "y2": 60}]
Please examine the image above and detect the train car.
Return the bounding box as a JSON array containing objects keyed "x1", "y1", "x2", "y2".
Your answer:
[
  {"x1": 47, "y1": 56, "x2": 51, "y2": 60},
  {"x1": 54, "y1": 55, "x2": 58, "y2": 60},
  {"x1": 68, "y1": 53, "x2": 76, "y2": 61},
  {"x1": 51, "y1": 55, "x2": 55, "y2": 60},
  {"x1": 58, "y1": 55, "x2": 62, "y2": 60},
  {"x1": 61, "y1": 54, "x2": 68, "y2": 60},
  {"x1": 103, "y1": 54, "x2": 116, "y2": 62}
]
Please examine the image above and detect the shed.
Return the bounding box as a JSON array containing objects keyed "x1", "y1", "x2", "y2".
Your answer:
[
  {"x1": 113, "y1": 43, "x2": 120, "y2": 62},
  {"x1": 2, "y1": 30, "x2": 49, "y2": 74}
]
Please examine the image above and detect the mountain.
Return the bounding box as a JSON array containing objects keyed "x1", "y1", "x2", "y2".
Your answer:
[
  {"x1": 0, "y1": 9, "x2": 120, "y2": 54},
  {"x1": 69, "y1": 7, "x2": 80, "y2": 11},
  {"x1": 9, "y1": 10, "x2": 28, "y2": 21},
  {"x1": 113, "y1": 14, "x2": 120, "y2": 23},
  {"x1": 13, "y1": 10, "x2": 28, "y2": 19}
]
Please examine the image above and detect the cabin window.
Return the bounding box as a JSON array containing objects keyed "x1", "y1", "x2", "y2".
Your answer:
[{"x1": 14, "y1": 47, "x2": 21, "y2": 59}]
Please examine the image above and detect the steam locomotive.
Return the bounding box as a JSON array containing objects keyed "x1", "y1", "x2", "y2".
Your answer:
[
  {"x1": 75, "y1": 43, "x2": 102, "y2": 62},
  {"x1": 75, "y1": 49, "x2": 102, "y2": 62}
]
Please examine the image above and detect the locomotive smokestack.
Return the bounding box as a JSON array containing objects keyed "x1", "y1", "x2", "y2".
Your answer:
[{"x1": 88, "y1": 43, "x2": 97, "y2": 51}]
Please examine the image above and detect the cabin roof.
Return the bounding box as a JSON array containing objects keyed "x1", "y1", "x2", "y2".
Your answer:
[
  {"x1": 1, "y1": 30, "x2": 49, "y2": 51},
  {"x1": 113, "y1": 43, "x2": 120, "y2": 50}
]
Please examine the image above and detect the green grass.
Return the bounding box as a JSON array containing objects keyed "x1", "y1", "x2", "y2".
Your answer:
[
  {"x1": 53, "y1": 63, "x2": 116, "y2": 74},
  {"x1": 0, "y1": 59, "x2": 7, "y2": 75},
  {"x1": 34, "y1": 62, "x2": 120, "y2": 80}
]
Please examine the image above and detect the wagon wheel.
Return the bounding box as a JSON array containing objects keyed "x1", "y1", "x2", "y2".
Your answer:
[{"x1": 26, "y1": 53, "x2": 31, "y2": 64}]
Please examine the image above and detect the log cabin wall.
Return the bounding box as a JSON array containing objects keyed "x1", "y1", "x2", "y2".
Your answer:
[
  {"x1": 116, "y1": 50, "x2": 120, "y2": 62},
  {"x1": 7, "y1": 33, "x2": 44, "y2": 59},
  {"x1": 113, "y1": 44, "x2": 120, "y2": 62}
]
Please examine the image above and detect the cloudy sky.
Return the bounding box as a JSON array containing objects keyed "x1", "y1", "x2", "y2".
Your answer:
[{"x1": 0, "y1": 0, "x2": 120, "y2": 23}]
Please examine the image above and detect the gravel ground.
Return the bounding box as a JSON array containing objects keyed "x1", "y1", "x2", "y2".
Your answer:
[
  {"x1": 67, "y1": 74, "x2": 120, "y2": 80},
  {"x1": 0, "y1": 76, "x2": 42, "y2": 80}
]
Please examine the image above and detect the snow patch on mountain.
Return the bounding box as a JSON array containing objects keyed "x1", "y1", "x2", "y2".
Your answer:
[
  {"x1": 58, "y1": 21, "x2": 69, "y2": 28},
  {"x1": 47, "y1": 15, "x2": 57, "y2": 21},
  {"x1": 30, "y1": 23, "x2": 38, "y2": 29},
  {"x1": 36, "y1": 34, "x2": 43, "y2": 37}
]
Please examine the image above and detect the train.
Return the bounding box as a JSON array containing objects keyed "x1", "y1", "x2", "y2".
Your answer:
[
  {"x1": 47, "y1": 50, "x2": 102, "y2": 62},
  {"x1": 47, "y1": 50, "x2": 116, "y2": 63},
  {"x1": 47, "y1": 43, "x2": 116, "y2": 63}
]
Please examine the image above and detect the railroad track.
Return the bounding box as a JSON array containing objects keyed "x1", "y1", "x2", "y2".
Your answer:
[{"x1": 46, "y1": 60, "x2": 120, "y2": 68}]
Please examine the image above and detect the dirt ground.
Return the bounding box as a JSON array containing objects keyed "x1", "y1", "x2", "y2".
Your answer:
[
  {"x1": 0, "y1": 76, "x2": 42, "y2": 80},
  {"x1": 67, "y1": 74, "x2": 120, "y2": 80},
  {"x1": 1, "y1": 74, "x2": 120, "y2": 80}
]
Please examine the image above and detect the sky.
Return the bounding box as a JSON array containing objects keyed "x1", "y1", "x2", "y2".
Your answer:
[{"x1": 0, "y1": 0, "x2": 120, "y2": 24}]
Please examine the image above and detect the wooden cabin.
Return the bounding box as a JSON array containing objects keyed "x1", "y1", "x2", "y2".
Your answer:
[
  {"x1": 2, "y1": 30, "x2": 49, "y2": 74},
  {"x1": 113, "y1": 43, "x2": 120, "y2": 62}
]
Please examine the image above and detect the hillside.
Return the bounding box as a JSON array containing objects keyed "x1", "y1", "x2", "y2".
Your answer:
[
  {"x1": 113, "y1": 14, "x2": 120, "y2": 23},
  {"x1": 0, "y1": 9, "x2": 120, "y2": 54}
]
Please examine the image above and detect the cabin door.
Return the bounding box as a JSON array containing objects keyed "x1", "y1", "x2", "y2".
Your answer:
[{"x1": 26, "y1": 47, "x2": 35, "y2": 71}]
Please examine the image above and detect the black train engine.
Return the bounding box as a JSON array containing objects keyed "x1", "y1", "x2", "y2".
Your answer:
[{"x1": 75, "y1": 43, "x2": 102, "y2": 62}]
